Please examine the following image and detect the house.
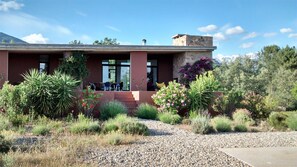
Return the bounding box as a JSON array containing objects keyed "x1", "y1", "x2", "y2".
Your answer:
[{"x1": 0, "y1": 34, "x2": 216, "y2": 110}]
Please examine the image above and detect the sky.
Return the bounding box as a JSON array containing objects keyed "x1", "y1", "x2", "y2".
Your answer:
[{"x1": 0, "y1": 0, "x2": 296, "y2": 60}]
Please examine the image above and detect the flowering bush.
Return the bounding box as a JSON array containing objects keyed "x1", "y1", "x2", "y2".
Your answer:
[
  {"x1": 179, "y1": 56, "x2": 213, "y2": 86},
  {"x1": 152, "y1": 81, "x2": 190, "y2": 113},
  {"x1": 78, "y1": 86, "x2": 101, "y2": 116}
]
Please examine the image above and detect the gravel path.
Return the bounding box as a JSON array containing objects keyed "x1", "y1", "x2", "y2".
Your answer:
[{"x1": 84, "y1": 119, "x2": 297, "y2": 167}]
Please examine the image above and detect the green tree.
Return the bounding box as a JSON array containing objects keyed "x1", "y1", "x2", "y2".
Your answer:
[
  {"x1": 57, "y1": 52, "x2": 88, "y2": 82},
  {"x1": 93, "y1": 37, "x2": 119, "y2": 45},
  {"x1": 69, "y1": 40, "x2": 83, "y2": 45}
]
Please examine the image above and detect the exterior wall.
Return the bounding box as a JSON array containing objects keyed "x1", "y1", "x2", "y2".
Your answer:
[
  {"x1": 0, "y1": 51, "x2": 8, "y2": 88},
  {"x1": 130, "y1": 52, "x2": 147, "y2": 91},
  {"x1": 8, "y1": 53, "x2": 39, "y2": 84},
  {"x1": 173, "y1": 35, "x2": 213, "y2": 47},
  {"x1": 158, "y1": 56, "x2": 173, "y2": 84},
  {"x1": 132, "y1": 91, "x2": 156, "y2": 105},
  {"x1": 85, "y1": 55, "x2": 102, "y2": 85},
  {"x1": 49, "y1": 54, "x2": 63, "y2": 74},
  {"x1": 173, "y1": 51, "x2": 212, "y2": 79}
]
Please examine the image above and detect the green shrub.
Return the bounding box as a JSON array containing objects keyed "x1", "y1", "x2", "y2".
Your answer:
[
  {"x1": 0, "y1": 135, "x2": 11, "y2": 154},
  {"x1": 69, "y1": 114, "x2": 101, "y2": 134},
  {"x1": 182, "y1": 118, "x2": 191, "y2": 125},
  {"x1": 104, "y1": 132, "x2": 123, "y2": 145},
  {"x1": 234, "y1": 124, "x2": 248, "y2": 132},
  {"x1": 188, "y1": 71, "x2": 220, "y2": 111},
  {"x1": 100, "y1": 101, "x2": 128, "y2": 120},
  {"x1": 158, "y1": 112, "x2": 182, "y2": 125},
  {"x1": 32, "y1": 125, "x2": 51, "y2": 136},
  {"x1": 102, "y1": 114, "x2": 148, "y2": 135},
  {"x1": 152, "y1": 81, "x2": 190, "y2": 113},
  {"x1": 286, "y1": 114, "x2": 297, "y2": 131},
  {"x1": 191, "y1": 114, "x2": 212, "y2": 134},
  {"x1": 0, "y1": 114, "x2": 10, "y2": 131},
  {"x1": 211, "y1": 116, "x2": 232, "y2": 132},
  {"x1": 9, "y1": 114, "x2": 29, "y2": 127},
  {"x1": 23, "y1": 70, "x2": 79, "y2": 118},
  {"x1": 120, "y1": 122, "x2": 149, "y2": 135},
  {"x1": 268, "y1": 112, "x2": 288, "y2": 130},
  {"x1": 136, "y1": 103, "x2": 158, "y2": 120},
  {"x1": 232, "y1": 108, "x2": 254, "y2": 125}
]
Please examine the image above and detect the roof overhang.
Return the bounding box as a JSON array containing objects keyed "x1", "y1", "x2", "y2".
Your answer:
[{"x1": 0, "y1": 44, "x2": 217, "y2": 54}]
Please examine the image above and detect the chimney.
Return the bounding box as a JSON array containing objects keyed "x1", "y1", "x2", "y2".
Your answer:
[{"x1": 142, "y1": 39, "x2": 147, "y2": 45}]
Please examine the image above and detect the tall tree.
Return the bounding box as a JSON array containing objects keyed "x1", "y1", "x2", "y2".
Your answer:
[
  {"x1": 93, "y1": 37, "x2": 119, "y2": 45},
  {"x1": 69, "y1": 40, "x2": 83, "y2": 45}
]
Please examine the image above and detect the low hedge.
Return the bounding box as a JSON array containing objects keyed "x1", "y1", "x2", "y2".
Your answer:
[{"x1": 268, "y1": 111, "x2": 297, "y2": 130}]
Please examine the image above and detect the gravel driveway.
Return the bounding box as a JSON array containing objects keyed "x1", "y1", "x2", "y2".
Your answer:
[{"x1": 84, "y1": 119, "x2": 297, "y2": 167}]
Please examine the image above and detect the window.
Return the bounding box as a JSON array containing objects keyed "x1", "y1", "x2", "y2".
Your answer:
[
  {"x1": 147, "y1": 59, "x2": 158, "y2": 91},
  {"x1": 102, "y1": 59, "x2": 130, "y2": 91},
  {"x1": 39, "y1": 55, "x2": 49, "y2": 73}
]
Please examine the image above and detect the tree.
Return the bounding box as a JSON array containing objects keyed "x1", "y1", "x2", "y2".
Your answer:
[
  {"x1": 93, "y1": 37, "x2": 119, "y2": 45},
  {"x1": 69, "y1": 40, "x2": 83, "y2": 45}
]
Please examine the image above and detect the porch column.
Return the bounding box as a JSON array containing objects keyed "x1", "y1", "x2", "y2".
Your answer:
[
  {"x1": 0, "y1": 51, "x2": 9, "y2": 88},
  {"x1": 130, "y1": 51, "x2": 147, "y2": 91}
]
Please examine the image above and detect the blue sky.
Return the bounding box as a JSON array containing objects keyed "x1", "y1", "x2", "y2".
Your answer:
[{"x1": 0, "y1": 0, "x2": 296, "y2": 60}]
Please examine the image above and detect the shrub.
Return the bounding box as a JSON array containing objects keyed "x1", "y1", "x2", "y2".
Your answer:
[
  {"x1": 179, "y1": 56, "x2": 213, "y2": 86},
  {"x1": 103, "y1": 132, "x2": 123, "y2": 145},
  {"x1": 234, "y1": 124, "x2": 248, "y2": 132},
  {"x1": 32, "y1": 125, "x2": 51, "y2": 136},
  {"x1": 0, "y1": 114, "x2": 10, "y2": 131},
  {"x1": 0, "y1": 135, "x2": 11, "y2": 154},
  {"x1": 182, "y1": 118, "x2": 191, "y2": 125},
  {"x1": 10, "y1": 114, "x2": 29, "y2": 127},
  {"x1": 69, "y1": 114, "x2": 101, "y2": 134},
  {"x1": 120, "y1": 122, "x2": 149, "y2": 135},
  {"x1": 268, "y1": 112, "x2": 288, "y2": 130},
  {"x1": 78, "y1": 86, "x2": 101, "y2": 116},
  {"x1": 191, "y1": 114, "x2": 212, "y2": 134},
  {"x1": 188, "y1": 71, "x2": 220, "y2": 111},
  {"x1": 211, "y1": 116, "x2": 232, "y2": 132},
  {"x1": 102, "y1": 114, "x2": 148, "y2": 135},
  {"x1": 232, "y1": 108, "x2": 254, "y2": 125},
  {"x1": 100, "y1": 101, "x2": 128, "y2": 120},
  {"x1": 136, "y1": 103, "x2": 158, "y2": 120},
  {"x1": 286, "y1": 114, "x2": 297, "y2": 131},
  {"x1": 152, "y1": 81, "x2": 190, "y2": 113},
  {"x1": 22, "y1": 70, "x2": 79, "y2": 118},
  {"x1": 158, "y1": 112, "x2": 181, "y2": 125},
  {"x1": 240, "y1": 91, "x2": 270, "y2": 120}
]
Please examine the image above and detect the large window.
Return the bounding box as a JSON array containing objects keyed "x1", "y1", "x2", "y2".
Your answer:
[
  {"x1": 147, "y1": 60, "x2": 158, "y2": 91},
  {"x1": 102, "y1": 59, "x2": 130, "y2": 91},
  {"x1": 39, "y1": 55, "x2": 49, "y2": 74}
]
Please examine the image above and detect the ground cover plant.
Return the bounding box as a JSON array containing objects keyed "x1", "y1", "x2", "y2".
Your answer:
[
  {"x1": 158, "y1": 112, "x2": 182, "y2": 125},
  {"x1": 191, "y1": 114, "x2": 212, "y2": 134},
  {"x1": 100, "y1": 101, "x2": 128, "y2": 120},
  {"x1": 136, "y1": 103, "x2": 158, "y2": 120},
  {"x1": 211, "y1": 116, "x2": 232, "y2": 132}
]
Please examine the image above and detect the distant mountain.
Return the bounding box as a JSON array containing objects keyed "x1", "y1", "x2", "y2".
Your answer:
[{"x1": 0, "y1": 32, "x2": 27, "y2": 44}]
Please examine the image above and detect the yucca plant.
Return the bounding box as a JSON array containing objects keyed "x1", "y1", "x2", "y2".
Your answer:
[
  {"x1": 22, "y1": 69, "x2": 79, "y2": 118},
  {"x1": 188, "y1": 71, "x2": 220, "y2": 112}
]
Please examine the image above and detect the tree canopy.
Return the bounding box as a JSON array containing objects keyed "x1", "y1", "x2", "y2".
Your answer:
[{"x1": 93, "y1": 37, "x2": 119, "y2": 45}]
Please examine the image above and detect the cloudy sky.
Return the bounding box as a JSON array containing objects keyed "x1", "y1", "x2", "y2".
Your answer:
[{"x1": 0, "y1": 0, "x2": 296, "y2": 60}]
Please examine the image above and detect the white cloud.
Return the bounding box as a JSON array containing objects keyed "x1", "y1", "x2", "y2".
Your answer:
[
  {"x1": 246, "y1": 52, "x2": 258, "y2": 59},
  {"x1": 289, "y1": 33, "x2": 297, "y2": 38},
  {"x1": 198, "y1": 24, "x2": 217, "y2": 33},
  {"x1": 0, "y1": 13, "x2": 72, "y2": 36},
  {"x1": 263, "y1": 32, "x2": 276, "y2": 37},
  {"x1": 215, "y1": 53, "x2": 240, "y2": 62},
  {"x1": 105, "y1": 25, "x2": 121, "y2": 32},
  {"x1": 240, "y1": 42, "x2": 254, "y2": 49},
  {"x1": 213, "y1": 32, "x2": 226, "y2": 41},
  {"x1": 242, "y1": 32, "x2": 257, "y2": 40},
  {"x1": 81, "y1": 34, "x2": 91, "y2": 41},
  {"x1": 225, "y1": 26, "x2": 244, "y2": 35},
  {"x1": 0, "y1": 0, "x2": 24, "y2": 11},
  {"x1": 22, "y1": 33, "x2": 48, "y2": 44},
  {"x1": 280, "y1": 28, "x2": 293, "y2": 33}
]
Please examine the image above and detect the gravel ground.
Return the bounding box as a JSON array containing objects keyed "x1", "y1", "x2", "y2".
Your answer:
[{"x1": 83, "y1": 119, "x2": 297, "y2": 167}]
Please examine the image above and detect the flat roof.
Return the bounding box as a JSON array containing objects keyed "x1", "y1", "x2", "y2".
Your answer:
[{"x1": 0, "y1": 44, "x2": 216, "y2": 53}]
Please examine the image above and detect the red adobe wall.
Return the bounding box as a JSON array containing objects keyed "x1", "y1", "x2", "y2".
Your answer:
[
  {"x1": 130, "y1": 52, "x2": 147, "y2": 91},
  {"x1": 158, "y1": 56, "x2": 173, "y2": 84},
  {"x1": 49, "y1": 54, "x2": 63, "y2": 74},
  {"x1": 0, "y1": 51, "x2": 9, "y2": 88},
  {"x1": 84, "y1": 55, "x2": 102, "y2": 85},
  {"x1": 132, "y1": 91, "x2": 156, "y2": 105},
  {"x1": 8, "y1": 53, "x2": 39, "y2": 84}
]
